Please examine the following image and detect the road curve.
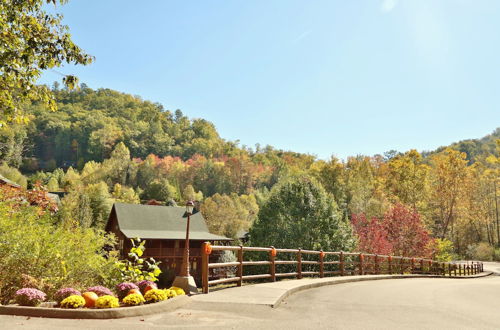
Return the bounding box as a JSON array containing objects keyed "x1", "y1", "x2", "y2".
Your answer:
[{"x1": 2, "y1": 275, "x2": 500, "y2": 329}]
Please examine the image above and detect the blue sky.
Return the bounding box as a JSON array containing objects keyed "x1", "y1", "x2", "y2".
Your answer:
[{"x1": 40, "y1": 0, "x2": 500, "y2": 159}]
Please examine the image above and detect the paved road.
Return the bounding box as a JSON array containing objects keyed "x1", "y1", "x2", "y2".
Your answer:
[{"x1": 3, "y1": 275, "x2": 500, "y2": 329}]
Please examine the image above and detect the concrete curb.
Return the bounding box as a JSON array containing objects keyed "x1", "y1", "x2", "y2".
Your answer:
[
  {"x1": 272, "y1": 272, "x2": 493, "y2": 308},
  {"x1": 0, "y1": 295, "x2": 190, "y2": 319}
]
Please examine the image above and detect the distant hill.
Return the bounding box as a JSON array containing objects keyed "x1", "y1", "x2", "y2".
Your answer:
[{"x1": 423, "y1": 128, "x2": 500, "y2": 163}]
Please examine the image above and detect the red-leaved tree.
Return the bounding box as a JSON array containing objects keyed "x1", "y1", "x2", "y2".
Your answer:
[
  {"x1": 351, "y1": 213, "x2": 392, "y2": 255},
  {"x1": 352, "y1": 204, "x2": 433, "y2": 258},
  {"x1": 383, "y1": 204, "x2": 432, "y2": 257}
]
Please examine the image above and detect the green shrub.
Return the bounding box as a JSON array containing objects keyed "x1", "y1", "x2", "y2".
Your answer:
[
  {"x1": 432, "y1": 239, "x2": 454, "y2": 262},
  {"x1": 494, "y1": 248, "x2": 500, "y2": 261},
  {"x1": 114, "y1": 238, "x2": 161, "y2": 283},
  {"x1": 95, "y1": 295, "x2": 119, "y2": 308},
  {"x1": 0, "y1": 196, "x2": 121, "y2": 304},
  {"x1": 466, "y1": 242, "x2": 494, "y2": 261},
  {"x1": 60, "y1": 295, "x2": 86, "y2": 309}
]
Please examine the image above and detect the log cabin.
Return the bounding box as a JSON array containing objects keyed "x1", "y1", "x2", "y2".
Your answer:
[{"x1": 105, "y1": 203, "x2": 232, "y2": 286}]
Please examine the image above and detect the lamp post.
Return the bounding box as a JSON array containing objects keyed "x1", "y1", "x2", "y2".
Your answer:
[
  {"x1": 172, "y1": 200, "x2": 197, "y2": 294},
  {"x1": 180, "y1": 200, "x2": 194, "y2": 277}
]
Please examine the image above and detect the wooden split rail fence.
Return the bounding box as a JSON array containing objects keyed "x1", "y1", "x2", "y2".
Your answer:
[{"x1": 201, "y1": 243, "x2": 484, "y2": 294}]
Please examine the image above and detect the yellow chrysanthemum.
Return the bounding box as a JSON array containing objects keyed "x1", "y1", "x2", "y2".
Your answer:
[
  {"x1": 122, "y1": 293, "x2": 145, "y2": 306},
  {"x1": 95, "y1": 295, "x2": 119, "y2": 308},
  {"x1": 60, "y1": 295, "x2": 85, "y2": 309}
]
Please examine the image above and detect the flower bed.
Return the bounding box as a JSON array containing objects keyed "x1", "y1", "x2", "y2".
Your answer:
[
  {"x1": 7, "y1": 284, "x2": 186, "y2": 311},
  {"x1": 0, "y1": 283, "x2": 188, "y2": 319}
]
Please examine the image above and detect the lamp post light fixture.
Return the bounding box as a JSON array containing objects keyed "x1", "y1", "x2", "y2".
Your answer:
[
  {"x1": 180, "y1": 200, "x2": 194, "y2": 277},
  {"x1": 172, "y1": 200, "x2": 198, "y2": 294}
]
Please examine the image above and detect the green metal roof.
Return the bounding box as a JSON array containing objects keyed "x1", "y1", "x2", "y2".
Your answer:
[{"x1": 111, "y1": 203, "x2": 231, "y2": 241}]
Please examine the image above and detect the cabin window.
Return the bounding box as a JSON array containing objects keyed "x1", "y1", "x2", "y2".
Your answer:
[
  {"x1": 192, "y1": 261, "x2": 197, "y2": 270},
  {"x1": 119, "y1": 239, "x2": 124, "y2": 250},
  {"x1": 174, "y1": 240, "x2": 179, "y2": 248}
]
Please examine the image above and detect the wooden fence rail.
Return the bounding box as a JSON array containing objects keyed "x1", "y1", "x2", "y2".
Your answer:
[{"x1": 201, "y1": 242, "x2": 484, "y2": 294}]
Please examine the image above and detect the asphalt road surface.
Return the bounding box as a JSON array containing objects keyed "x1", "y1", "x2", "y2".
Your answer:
[{"x1": 2, "y1": 274, "x2": 500, "y2": 330}]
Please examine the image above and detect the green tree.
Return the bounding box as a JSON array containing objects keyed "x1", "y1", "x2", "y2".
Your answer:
[
  {"x1": 0, "y1": 0, "x2": 93, "y2": 125},
  {"x1": 84, "y1": 182, "x2": 113, "y2": 228},
  {"x1": 112, "y1": 183, "x2": 140, "y2": 204},
  {"x1": 102, "y1": 142, "x2": 131, "y2": 186},
  {"x1": 249, "y1": 175, "x2": 355, "y2": 252},
  {"x1": 385, "y1": 149, "x2": 429, "y2": 210},
  {"x1": 201, "y1": 193, "x2": 259, "y2": 239},
  {"x1": 46, "y1": 176, "x2": 59, "y2": 191},
  {"x1": 142, "y1": 179, "x2": 176, "y2": 202}
]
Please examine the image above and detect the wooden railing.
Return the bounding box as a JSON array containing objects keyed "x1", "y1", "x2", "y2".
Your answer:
[{"x1": 200, "y1": 243, "x2": 484, "y2": 294}]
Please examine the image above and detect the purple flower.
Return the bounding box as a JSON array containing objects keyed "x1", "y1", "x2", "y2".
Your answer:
[
  {"x1": 54, "y1": 288, "x2": 82, "y2": 304},
  {"x1": 86, "y1": 286, "x2": 114, "y2": 297},
  {"x1": 15, "y1": 288, "x2": 46, "y2": 306},
  {"x1": 116, "y1": 282, "x2": 139, "y2": 299},
  {"x1": 136, "y1": 280, "x2": 155, "y2": 293}
]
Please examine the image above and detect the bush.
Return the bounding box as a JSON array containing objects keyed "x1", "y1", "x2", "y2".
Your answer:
[
  {"x1": 215, "y1": 250, "x2": 237, "y2": 278},
  {"x1": 114, "y1": 238, "x2": 161, "y2": 283},
  {"x1": 15, "y1": 288, "x2": 46, "y2": 306},
  {"x1": 466, "y1": 242, "x2": 494, "y2": 261},
  {"x1": 0, "y1": 195, "x2": 121, "y2": 304},
  {"x1": 116, "y1": 282, "x2": 139, "y2": 300},
  {"x1": 95, "y1": 295, "x2": 119, "y2": 309},
  {"x1": 122, "y1": 293, "x2": 145, "y2": 306},
  {"x1": 432, "y1": 239, "x2": 454, "y2": 262},
  {"x1": 54, "y1": 288, "x2": 82, "y2": 304},
  {"x1": 494, "y1": 248, "x2": 500, "y2": 261},
  {"x1": 86, "y1": 286, "x2": 114, "y2": 297},
  {"x1": 144, "y1": 289, "x2": 167, "y2": 303},
  {"x1": 60, "y1": 295, "x2": 85, "y2": 309}
]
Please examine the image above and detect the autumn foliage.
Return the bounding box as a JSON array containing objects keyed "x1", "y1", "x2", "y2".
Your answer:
[
  {"x1": 0, "y1": 183, "x2": 58, "y2": 214},
  {"x1": 352, "y1": 204, "x2": 433, "y2": 257}
]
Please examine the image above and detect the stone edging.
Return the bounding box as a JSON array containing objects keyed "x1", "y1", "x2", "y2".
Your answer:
[
  {"x1": 0, "y1": 295, "x2": 189, "y2": 319},
  {"x1": 273, "y1": 272, "x2": 493, "y2": 308}
]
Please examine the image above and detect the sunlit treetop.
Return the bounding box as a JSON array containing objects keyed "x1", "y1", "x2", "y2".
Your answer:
[{"x1": 0, "y1": 0, "x2": 92, "y2": 126}]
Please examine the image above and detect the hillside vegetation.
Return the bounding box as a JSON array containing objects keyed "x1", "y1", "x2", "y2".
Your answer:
[{"x1": 0, "y1": 86, "x2": 498, "y2": 261}]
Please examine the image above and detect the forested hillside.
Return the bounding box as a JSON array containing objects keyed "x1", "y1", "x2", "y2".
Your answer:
[
  {"x1": 0, "y1": 85, "x2": 499, "y2": 261},
  {"x1": 425, "y1": 128, "x2": 500, "y2": 163}
]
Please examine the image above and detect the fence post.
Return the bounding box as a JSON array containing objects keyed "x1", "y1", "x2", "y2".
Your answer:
[
  {"x1": 319, "y1": 250, "x2": 324, "y2": 278},
  {"x1": 410, "y1": 258, "x2": 415, "y2": 274},
  {"x1": 237, "y1": 245, "x2": 243, "y2": 287},
  {"x1": 270, "y1": 246, "x2": 276, "y2": 282},
  {"x1": 340, "y1": 251, "x2": 345, "y2": 276},
  {"x1": 297, "y1": 249, "x2": 302, "y2": 279},
  {"x1": 419, "y1": 259, "x2": 424, "y2": 274},
  {"x1": 359, "y1": 253, "x2": 364, "y2": 275},
  {"x1": 388, "y1": 256, "x2": 392, "y2": 274},
  {"x1": 453, "y1": 264, "x2": 457, "y2": 276},
  {"x1": 400, "y1": 257, "x2": 404, "y2": 275},
  {"x1": 448, "y1": 263, "x2": 452, "y2": 277},
  {"x1": 201, "y1": 241, "x2": 210, "y2": 294},
  {"x1": 374, "y1": 255, "x2": 379, "y2": 275}
]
